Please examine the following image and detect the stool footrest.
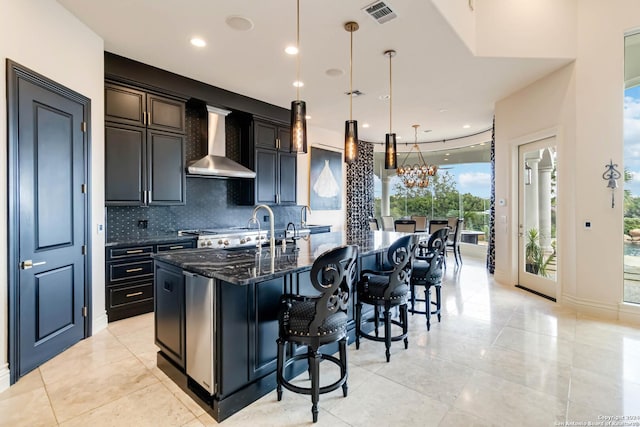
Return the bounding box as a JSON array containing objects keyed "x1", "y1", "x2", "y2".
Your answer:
[{"x1": 279, "y1": 353, "x2": 347, "y2": 396}]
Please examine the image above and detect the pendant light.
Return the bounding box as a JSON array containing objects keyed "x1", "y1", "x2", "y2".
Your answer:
[
  {"x1": 397, "y1": 124, "x2": 438, "y2": 188},
  {"x1": 290, "y1": 0, "x2": 307, "y2": 154},
  {"x1": 384, "y1": 50, "x2": 397, "y2": 169},
  {"x1": 344, "y1": 21, "x2": 359, "y2": 164}
]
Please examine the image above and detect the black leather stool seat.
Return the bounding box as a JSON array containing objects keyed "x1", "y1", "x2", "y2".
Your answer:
[{"x1": 287, "y1": 301, "x2": 348, "y2": 336}]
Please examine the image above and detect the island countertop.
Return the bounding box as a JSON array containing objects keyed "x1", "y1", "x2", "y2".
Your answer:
[{"x1": 152, "y1": 231, "x2": 412, "y2": 285}]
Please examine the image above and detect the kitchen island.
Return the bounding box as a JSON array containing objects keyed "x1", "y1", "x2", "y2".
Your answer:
[{"x1": 153, "y1": 231, "x2": 410, "y2": 422}]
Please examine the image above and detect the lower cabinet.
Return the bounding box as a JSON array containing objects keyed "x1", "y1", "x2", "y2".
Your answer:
[
  {"x1": 155, "y1": 261, "x2": 186, "y2": 369},
  {"x1": 105, "y1": 239, "x2": 194, "y2": 322}
]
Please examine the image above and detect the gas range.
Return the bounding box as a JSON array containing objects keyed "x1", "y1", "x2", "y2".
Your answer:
[{"x1": 178, "y1": 228, "x2": 268, "y2": 249}]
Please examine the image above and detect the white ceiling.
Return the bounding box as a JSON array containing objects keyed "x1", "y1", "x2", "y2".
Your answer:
[{"x1": 57, "y1": 0, "x2": 570, "y2": 147}]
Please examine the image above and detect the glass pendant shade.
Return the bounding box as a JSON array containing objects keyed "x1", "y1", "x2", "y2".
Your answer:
[
  {"x1": 344, "y1": 120, "x2": 358, "y2": 164},
  {"x1": 385, "y1": 133, "x2": 397, "y2": 169},
  {"x1": 290, "y1": 100, "x2": 307, "y2": 153}
]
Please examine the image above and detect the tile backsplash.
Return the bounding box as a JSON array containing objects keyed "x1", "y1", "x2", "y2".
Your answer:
[{"x1": 106, "y1": 178, "x2": 302, "y2": 240}]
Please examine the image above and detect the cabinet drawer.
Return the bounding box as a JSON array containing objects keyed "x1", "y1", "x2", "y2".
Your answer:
[
  {"x1": 108, "y1": 245, "x2": 154, "y2": 260},
  {"x1": 108, "y1": 282, "x2": 153, "y2": 309},
  {"x1": 157, "y1": 241, "x2": 195, "y2": 252},
  {"x1": 109, "y1": 259, "x2": 154, "y2": 282}
]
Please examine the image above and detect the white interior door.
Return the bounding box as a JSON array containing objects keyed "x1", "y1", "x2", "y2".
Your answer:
[{"x1": 518, "y1": 138, "x2": 557, "y2": 299}]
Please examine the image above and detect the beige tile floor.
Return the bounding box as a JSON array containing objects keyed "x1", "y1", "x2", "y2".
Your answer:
[{"x1": 2, "y1": 258, "x2": 640, "y2": 426}]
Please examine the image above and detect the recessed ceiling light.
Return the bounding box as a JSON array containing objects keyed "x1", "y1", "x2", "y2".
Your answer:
[
  {"x1": 479, "y1": 142, "x2": 486, "y2": 145},
  {"x1": 423, "y1": 129, "x2": 432, "y2": 133},
  {"x1": 362, "y1": 123, "x2": 370, "y2": 128},
  {"x1": 396, "y1": 136, "x2": 402, "y2": 140},
  {"x1": 379, "y1": 94, "x2": 390, "y2": 100},
  {"x1": 190, "y1": 37, "x2": 206, "y2": 47},
  {"x1": 326, "y1": 68, "x2": 344, "y2": 77},
  {"x1": 439, "y1": 109, "x2": 448, "y2": 113},
  {"x1": 293, "y1": 81, "x2": 304, "y2": 88},
  {"x1": 470, "y1": 145, "x2": 475, "y2": 148},
  {"x1": 345, "y1": 90, "x2": 363, "y2": 97},
  {"x1": 225, "y1": 15, "x2": 254, "y2": 31},
  {"x1": 285, "y1": 45, "x2": 298, "y2": 55},
  {"x1": 463, "y1": 124, "x2": 471, "y2": 129},
  {"x1": 305, "y1": 115, "x2": 311, "y2": 120},
  {"x1": 445, "y1": 153, "x2": 450, "y2": 156}
]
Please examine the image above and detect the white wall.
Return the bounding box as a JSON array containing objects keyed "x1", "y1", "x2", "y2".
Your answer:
[
  {"x1": 298, "y1": 125, "x2": 347, "y2": 232},
  {"x1": 0, "y1": 0, "x2": 105, "y2": 391},
  {"x1": 494, "y1": 0, "x2": 640, "y2": 323},
  {"x1": 432, "y1": 0, "x2": 576, "y2": 60}
]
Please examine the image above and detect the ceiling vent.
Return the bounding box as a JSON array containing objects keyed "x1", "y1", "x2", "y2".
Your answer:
[{"x1": 362, "y1": 1, "x2": 398, "y2": 24}]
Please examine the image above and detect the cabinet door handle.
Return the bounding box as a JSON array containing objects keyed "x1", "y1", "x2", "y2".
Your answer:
[
  {"x1": 169, "y1": 245, "x2": 184, "y2": 250},
  {"x1": 126, "y1": 291, "x2": 144, "y2": 298},
  {"x1": 126, "y1": 267, "x2": 143, "y2": 273},
  {"x1": 126, "y1": 250, "x2": 143, "y2": 254},
  {"x1": 276, "y1": 138, "x2": 280, "y2": 150}
]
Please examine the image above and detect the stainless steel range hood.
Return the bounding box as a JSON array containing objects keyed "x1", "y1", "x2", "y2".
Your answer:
[{"x1": 187, "y1": 105, "x2": 256, "y2": 179}]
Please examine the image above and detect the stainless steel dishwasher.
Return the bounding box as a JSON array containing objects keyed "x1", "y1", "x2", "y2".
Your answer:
[{"x1": 184, "y1": 272, "x2": 215, "y2": 395}]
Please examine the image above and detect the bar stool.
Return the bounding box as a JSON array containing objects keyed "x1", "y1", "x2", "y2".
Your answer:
[
  {"x1": 410, "y1": 228, "x2": 448, "y2": 330},
  {"x1": 276, "y1": 245, "x2": 358, "y2": 423},
  {"x1": 355, "y1": 235, "x2": 416, "y2": 362}
]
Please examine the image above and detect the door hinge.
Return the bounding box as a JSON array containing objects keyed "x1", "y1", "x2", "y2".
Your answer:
[
  {"x1": 81, "y1": 121, "x2": 87, "y2": 133},
  {"x1": 82, "y1": 306, "x2": 88, "y2": 317},
  {"x1": 81, "y1": 184, "x2": 86, "y2": 193},
  {"x1": 81, "y1": 245, "x2": 86, "y2": 255}
]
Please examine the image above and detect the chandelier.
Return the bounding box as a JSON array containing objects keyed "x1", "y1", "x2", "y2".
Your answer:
[{"x1": 396, "y1": 124, "x2": 438, "y2": 188}]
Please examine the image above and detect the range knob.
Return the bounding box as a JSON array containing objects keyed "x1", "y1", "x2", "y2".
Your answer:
[
  {"x1": 245, "y1": 236, "x2": 252, "y2": 242},
  {"x1": 199, "y1": 241, "x2": 206, "y2": 248},
  {"x1": 223, "y1": 240, "x2": 230, "y2": 246},
  {"x1": 218, "y1": 239, "x2": 224, "y2": 245},
  {"x1": 206, "y1": 241, "x2": 212, "y2": 247},
  {"x1": 240, "y1": 238, "x2": 246, "y2": 244}
]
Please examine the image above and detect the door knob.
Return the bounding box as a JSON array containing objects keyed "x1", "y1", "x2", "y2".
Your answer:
[{"x1": 20, "y1": 260, "x2": 46, "y2": 270}]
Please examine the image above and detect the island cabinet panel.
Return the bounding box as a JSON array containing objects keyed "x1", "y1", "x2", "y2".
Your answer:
[
  {"x1": 155, "y1": 262, "x2": 186, "y2": 369},
  {"x1": 218, "y1": 280, "x2": 250, "y2": 396},
  {"x1": 248, "y1": 277, "x2": 285, "y2": 381}
]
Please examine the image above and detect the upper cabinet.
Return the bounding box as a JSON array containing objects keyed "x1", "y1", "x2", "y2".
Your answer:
[
  {"x1": 105, "y1": 83, "x2": 185, "y2": 133},
  {"x1": 105, "y1": 82, "x2": 186, "y2": 206},
  {"x1": 253, "y1": 118, "x2": 296, "y2": 205}
]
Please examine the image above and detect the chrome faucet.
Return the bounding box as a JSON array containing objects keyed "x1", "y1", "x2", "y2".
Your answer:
[
  {"x1": 300, "y1": 205, "x2": 311, "y2": 228},
  {"x1": 252, "y1": 204, "x2": 275, "y2": 252}
]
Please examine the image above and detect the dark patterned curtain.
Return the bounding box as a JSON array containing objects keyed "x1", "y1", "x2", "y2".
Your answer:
[
  {"x1": 486, "y1": 117, "x2": 496, "y2": 273},
  {"x1": 346, "y1": 141, "x2": 374, "y2": 236}
]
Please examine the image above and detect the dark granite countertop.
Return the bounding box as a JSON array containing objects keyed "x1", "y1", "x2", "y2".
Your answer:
[
  {"x1": 152, "y1": 231, "x2": 411, "y2": 285},
  {"x1": 105, "y1": 232, "x2": 196, "y2": 247}
]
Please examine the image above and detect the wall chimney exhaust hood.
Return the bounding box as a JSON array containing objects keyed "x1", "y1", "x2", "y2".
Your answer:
[{"x1": 187, "y1": 105, "x2": 256, "y2": 179}]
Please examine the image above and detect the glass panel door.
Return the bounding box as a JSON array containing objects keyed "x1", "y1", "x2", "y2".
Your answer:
[
  {"x1": 624, "y1": 32, "x2": 640, "y2": 304},
  {"x1": 518, "y1": 138, "x2": 557, "y2": 299}
]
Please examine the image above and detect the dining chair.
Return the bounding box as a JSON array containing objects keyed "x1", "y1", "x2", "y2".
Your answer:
[
  {"x1": 394, "y1": 219, "x2": 416, "y2": 233},
  {"x1": 410, "y1": 215, "x2": 428, "y2": 232},
  {"x1": 446, "y1": 219, "x2": 464, "y2": 266},
  {"x1": 428, "y1": 219, "x2": 449, "y2": 234},
  {"x1": 368, "y1": 217, "x2": 380, "y2": 231},
  {"x1": 381, "y1": 216, "x2": 395, "y2": 231}
]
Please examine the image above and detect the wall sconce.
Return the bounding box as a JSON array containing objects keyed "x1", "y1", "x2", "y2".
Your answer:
[
  {"x1": 603, "y1": 159, "x2": 621, "y2": 208},
  {"x1": 524, "y1": 161, "x2": 532, "y2": 185}
]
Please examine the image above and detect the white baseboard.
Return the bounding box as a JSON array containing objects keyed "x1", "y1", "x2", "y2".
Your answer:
[
  {"x1": 0, "y1": 363, "x2": 10, "y2": 393},
  {"x1": 92, "y1": 310, "x2": 108, "y2": 334},
  {"x1": 493, "y1": 268, "x2": 512, "y2": 286},
  {"x1": 562, "y1": 293, "x2": 619, "y2": 320},
  {"x1": 618, "y1": 303, "x2": 640, "y2": 325}
]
